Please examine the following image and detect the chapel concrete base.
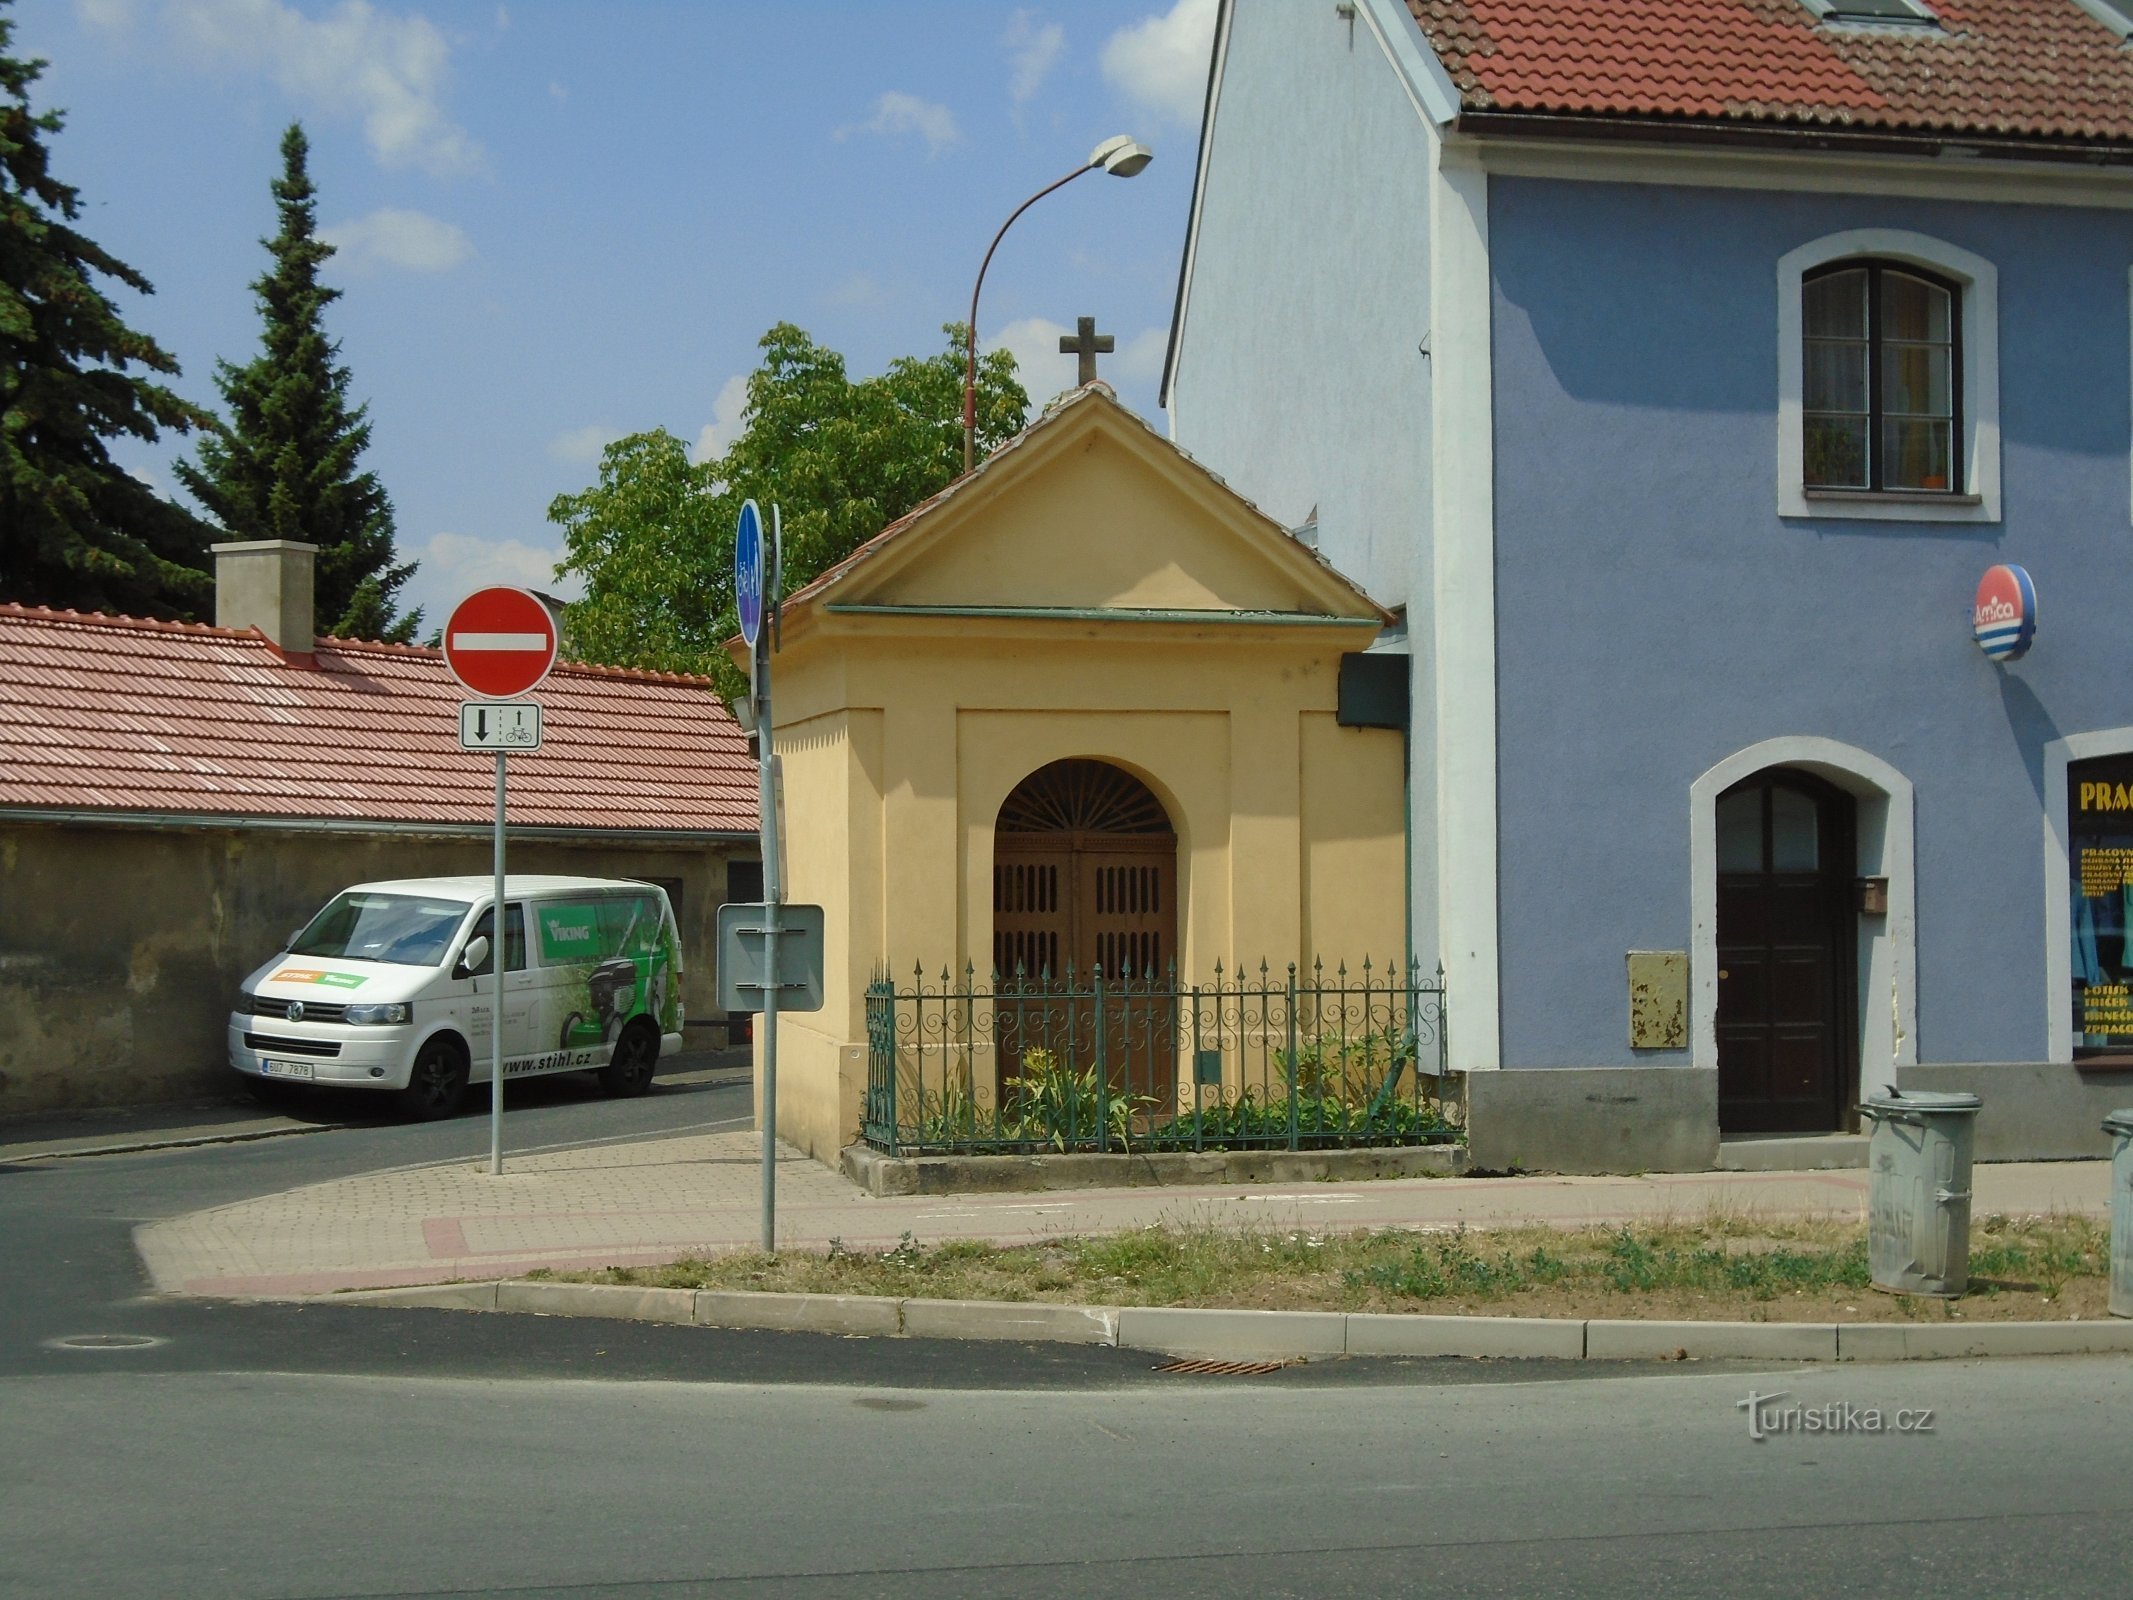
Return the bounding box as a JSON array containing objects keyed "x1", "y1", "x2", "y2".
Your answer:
[
  {"x1": 1894, "y1": 1062, "x2": 2133, "y2": 1161},
  {"x1": 1716, "y1": 1133, "x2": 1868, "y2": 1171},
  {"x1": 841, "y1": 1142, "x2": 1469, "y2": 1198},
  {"x1": 1463, "y1": 1066, "x2": 1720, "y2": 1175}
]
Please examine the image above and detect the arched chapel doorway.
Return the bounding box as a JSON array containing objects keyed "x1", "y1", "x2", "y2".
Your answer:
[
  {"x1": 992, "y1": 759, "x2": 1179, "y2": 1103},
  {"x1": 992, "y1": 759, "x2": 1178, "y2": 981},
  {"x1": 1715, "y1": 768, "x2": 1859, "y2": 1133}
]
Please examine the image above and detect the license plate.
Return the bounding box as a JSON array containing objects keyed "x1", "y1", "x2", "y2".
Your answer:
[{"x1": 259, "y1": 1058, "x2": 313, "y2": 1081}]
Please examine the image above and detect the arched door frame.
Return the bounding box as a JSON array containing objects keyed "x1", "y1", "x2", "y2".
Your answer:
[{"x1": 1690, "y1": 738, "x2": 1916, "y2": 1091}]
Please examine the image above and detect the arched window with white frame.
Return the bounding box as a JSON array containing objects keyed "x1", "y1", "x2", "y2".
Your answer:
[{"x1": 1778, "y1": 230, "x2": 1999, "y2": 522}]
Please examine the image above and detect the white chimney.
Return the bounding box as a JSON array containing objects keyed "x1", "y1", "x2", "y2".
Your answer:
[{"x1": 213, "y1": 540, "x2": 317, "y2": 656}]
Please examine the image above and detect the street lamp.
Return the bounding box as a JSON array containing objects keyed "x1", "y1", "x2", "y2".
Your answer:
[{"x1": 962, "y1": 134, "x2": 1153, "y2": 474}]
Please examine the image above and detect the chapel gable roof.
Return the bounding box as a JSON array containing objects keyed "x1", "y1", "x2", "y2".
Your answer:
[
  {"x1": 0, "y1": 605, "x2": 755, "y2": 834},
  {"x1": 1409, "y1": 0, "x2": 2133, "y2": 148},
  {"x1": 775, "y1": 383, "x2": 1391, "y2": 630}
]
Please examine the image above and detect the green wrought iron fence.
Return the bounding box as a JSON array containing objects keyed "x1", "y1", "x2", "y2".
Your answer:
[{"x1": 862, "y1": 958, "x2": 1454, "y2": 1156}]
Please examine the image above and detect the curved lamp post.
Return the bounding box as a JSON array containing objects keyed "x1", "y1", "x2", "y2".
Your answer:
[{"x1": 962, "y1": 134, "x2": 1153, "y2": 474}]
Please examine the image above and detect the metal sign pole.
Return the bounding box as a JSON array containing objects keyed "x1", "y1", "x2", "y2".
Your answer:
[
  {"x1": 489, "y1": 750, "x2": 506, "y2": 1176},
  {"x1": 756, "y1": 623, "x2": 781, "y2": 1254}
]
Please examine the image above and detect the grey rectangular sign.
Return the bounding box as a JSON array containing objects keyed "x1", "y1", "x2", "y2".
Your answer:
[{"x1": 717, "y1": 901, "x2": 825, "y2": 1014}]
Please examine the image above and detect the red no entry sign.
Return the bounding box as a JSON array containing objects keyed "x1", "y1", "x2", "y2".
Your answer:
[{"x1": 444, "y1": 587, "x2": 559, "y2": 698}]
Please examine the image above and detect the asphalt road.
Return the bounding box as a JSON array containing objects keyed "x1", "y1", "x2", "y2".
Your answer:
[
  {"x1": 7, "y1": 1353, "x2": 2133, "y2": 1598},
  {"x1": 5, "y1": 1065, "x2": 2133, "y2": 1598}
]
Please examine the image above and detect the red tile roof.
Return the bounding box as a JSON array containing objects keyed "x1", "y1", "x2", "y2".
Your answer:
[
  {"x1": 1409, "y1": 0, "x2": 2133, "y2": 144},
  {"x1": 0, "y1": 606, "x2": 757, "y2": 834}
]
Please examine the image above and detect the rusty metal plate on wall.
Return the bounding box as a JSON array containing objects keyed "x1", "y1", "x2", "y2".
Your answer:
[{"x1": 1627, "y1": 950, "x2": 1687, "y2": 1050}]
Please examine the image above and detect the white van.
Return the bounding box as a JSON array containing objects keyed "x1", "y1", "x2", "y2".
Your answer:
[{"x1": 229, "y1": 875, "x2": 685, "y2": 1119}]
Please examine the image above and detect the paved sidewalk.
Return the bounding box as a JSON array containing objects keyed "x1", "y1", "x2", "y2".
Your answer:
[{"x1": 133, "y1": 1126, "x2": 2117, "y2": 1299}]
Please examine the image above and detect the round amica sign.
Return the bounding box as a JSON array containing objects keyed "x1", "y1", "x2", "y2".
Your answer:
[{"x1": 1972, "y1": 564, "x2": 2036, "y2": 662}]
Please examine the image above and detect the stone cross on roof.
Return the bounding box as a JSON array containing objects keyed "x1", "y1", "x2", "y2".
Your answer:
[{"x1": 1059, "y1": 316, "x2": 1115, "y2": 385}]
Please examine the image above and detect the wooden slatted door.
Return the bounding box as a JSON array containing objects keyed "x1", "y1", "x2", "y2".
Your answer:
[
  {"x1": 994, "y1": 761, "x2": 1178, "y2": 1103},
  {"x1": 992, "y1": 851, "x2": 1066, "y2": 982},
  {"x1": 1085, "y1": 848, "x2": 1169, "y2": 981}
]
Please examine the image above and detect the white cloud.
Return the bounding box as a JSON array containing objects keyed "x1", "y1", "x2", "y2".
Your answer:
[
  {"x1": 74, "y1": 0, "x2": 145, "y2": 30},
  {"x1": 320, "y1": 207, "x2": 471, "y2": 273},
  {"x1": 985, "y1": 316, "x2": 1078, "y2": 413},
  {"x1": 547, "y1": 80, "x2": 567, "y2": 102},
  {"x1": 827, "y1": 273, "x2": 890, "y2": 308},
  {"x1": 162, "y1": 0, "x2": 484, "y2": 177},
  {"x1": 547, "y1": 423, "x2": 620, "y2": 468},
  {"x1": 407, "y1": 530, "x2": 581, "y2": 622},
  {"x1": 1003, "y1": 11, "x2": 1065, "y2": 108},
  {"x1": 838, "y1": 91, "x2": 960, "y2": 158},
  {"x1": 1101, "y1": 0, "x2": 1217, "y2": 127},
  {"x1": 691, "y1": 374, "x2": 751, "y2": 464}
]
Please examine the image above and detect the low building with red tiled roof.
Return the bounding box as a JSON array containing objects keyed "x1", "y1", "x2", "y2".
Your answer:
[
  {"x1": 0, "y1": 541, "x2": 757, "y2": 1114},
  {"x1": 1164, "y1": 1, "x2": 2133, "y2": 1171}
]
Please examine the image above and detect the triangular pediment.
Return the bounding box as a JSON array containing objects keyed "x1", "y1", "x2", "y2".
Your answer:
[{"x1": 786, "y1": 387, "x2": 1386, "y2": 624}]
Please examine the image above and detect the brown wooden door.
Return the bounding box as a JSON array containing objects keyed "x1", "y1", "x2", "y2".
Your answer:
[
  {"x1": 993, "y1": 761, "x2": 1178, "y2": 1104},
  {"x1": 1715, "y1": 771, "x2": 1857, "y2": 1134}
]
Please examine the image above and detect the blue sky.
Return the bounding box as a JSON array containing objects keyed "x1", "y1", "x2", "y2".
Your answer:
[{"x1": 15, "y1": 0, "x2": 1213, "y2": 625}]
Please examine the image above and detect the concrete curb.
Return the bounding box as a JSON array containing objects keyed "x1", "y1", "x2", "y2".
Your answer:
[
  {"x1": 318, "y1": 1279, "x2": 2133, "y2": 1363},
  {"x1": 840, "y1": 1141, "x2": 1468, "y2": 1196},
  {"x1": 4, "y1": 1121, "x2": 332, "y2": 1163}
]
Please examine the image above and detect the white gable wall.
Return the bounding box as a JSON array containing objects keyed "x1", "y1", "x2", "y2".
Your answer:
[
  {"x1": 1167, "y1": 0, "x2": 1438, "y2": 613},
  {"x1": 1168, "y1": 0, "x2": 1495, "y2": 1055}
]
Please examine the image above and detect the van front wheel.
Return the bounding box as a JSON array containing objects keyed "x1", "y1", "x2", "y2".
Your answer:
[
  {"x1": 397, "y1": 1037, "x2": 469, "y2": 1120},
  {"x1": 598, "y1": 1022, "x2": 658, "y2": 1098}
]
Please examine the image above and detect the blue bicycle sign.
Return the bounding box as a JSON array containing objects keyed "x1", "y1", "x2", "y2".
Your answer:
[{"x1": 735, "y1": 499, "x2": 764, "y2": 648}]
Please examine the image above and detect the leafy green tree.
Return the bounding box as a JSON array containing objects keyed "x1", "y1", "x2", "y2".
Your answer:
[
  {"x1": 176, "y1": 123, "x2": 419, "y2": 642},
  {"x1": 0, "y1": 6, "x2": 219, "y2": 618},
  {"x1": 552, "y1": 321, "x2": 1027, "y2": 691}
]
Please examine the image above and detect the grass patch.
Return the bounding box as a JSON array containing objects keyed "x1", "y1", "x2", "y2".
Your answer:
[{"x1": 548, "y1": 1211, "x2": 2112, "y2": 1323}]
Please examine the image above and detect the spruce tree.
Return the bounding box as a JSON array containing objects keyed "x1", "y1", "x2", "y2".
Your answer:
[
  {"x1": 178, "y1": 123, "x2": 419, "y2": 642},
  {"x1": 0, "y1": 6, "x2": 219, "y2": 619}
]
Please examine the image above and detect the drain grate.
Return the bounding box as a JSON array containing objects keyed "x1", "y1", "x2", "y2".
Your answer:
[{"x1": 1152, "y1": 1357, "x2": 1288, "y2": 1377}]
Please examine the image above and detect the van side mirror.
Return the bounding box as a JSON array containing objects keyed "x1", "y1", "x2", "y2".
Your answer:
[{"x1": 455, "y1": 934, "x2": 491, "y2": 979}]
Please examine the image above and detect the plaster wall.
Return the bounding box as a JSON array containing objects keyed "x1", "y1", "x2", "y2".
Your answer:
[
  {"x1": 1486, "y1": 176, "x2": 2133, "y2": 1076},
  {"x1": 0, "y1": 823, "x2": 745, "y2": 1115},
  {"x1": 1168, "y1": 0, "x2": 1450, "y2": 1029},
  {"x1": 1168, "y1": 0, "x2": 1437, "y2": 610}
]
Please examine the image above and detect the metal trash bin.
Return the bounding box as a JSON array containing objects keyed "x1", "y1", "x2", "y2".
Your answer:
[
  {"x1": 1859, "y1": 1088, "x2": 1981, "y2": 1297},
  {"x1": 2106, "y1": 1109, "x2": 2133, "y2": 1320}
]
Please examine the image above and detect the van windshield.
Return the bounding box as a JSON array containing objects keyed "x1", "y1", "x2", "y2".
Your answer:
[{"x1": 289, "y1": 893, "x2": 473, "y2": 966}]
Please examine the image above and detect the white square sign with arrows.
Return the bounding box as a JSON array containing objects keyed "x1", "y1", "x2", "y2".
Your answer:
[{"x1": 459, "y1": 701, "x2": 542, "y2": 751}]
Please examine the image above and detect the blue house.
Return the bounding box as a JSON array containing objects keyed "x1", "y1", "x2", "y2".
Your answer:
[{"x1": 1164, "y1": 0, "x2": 2133, "y2": 1169}]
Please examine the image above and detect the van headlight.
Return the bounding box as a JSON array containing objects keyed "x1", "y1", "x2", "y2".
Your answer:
[{"x1": 342, "y1": 1002, "x2": 411, "y2": 1025}]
